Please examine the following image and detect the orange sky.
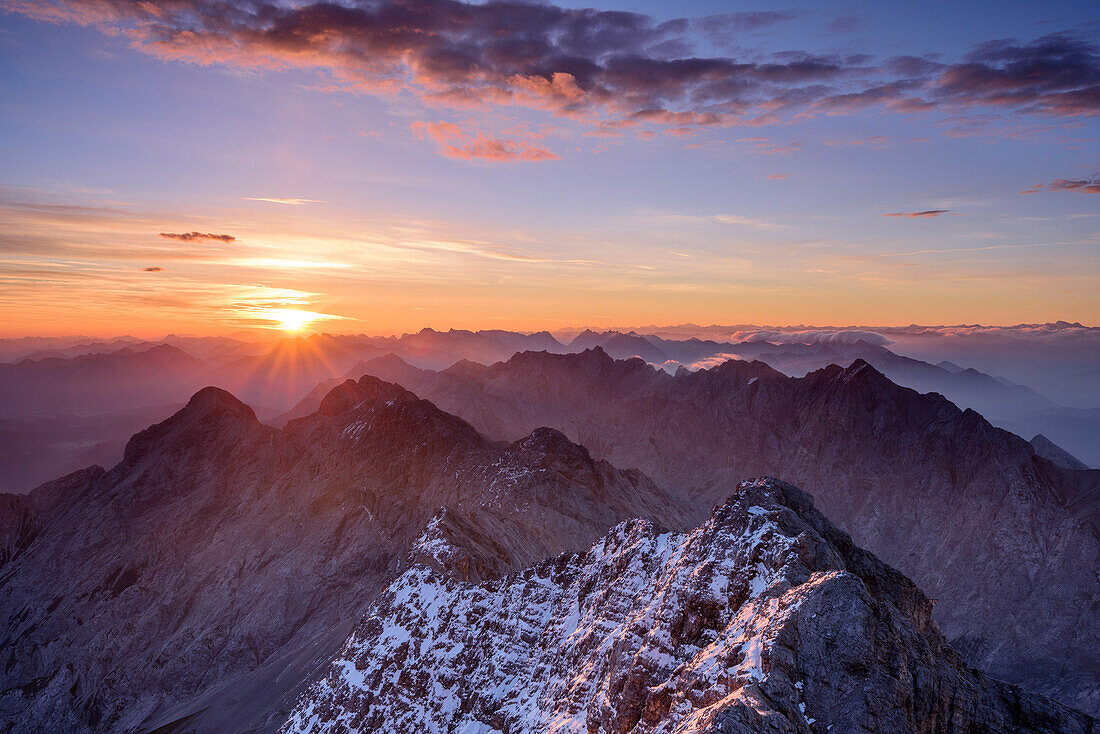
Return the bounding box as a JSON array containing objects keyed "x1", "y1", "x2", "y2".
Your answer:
[{"x1": 2, "y1": 0, "x2": 1098, "y2": 336}]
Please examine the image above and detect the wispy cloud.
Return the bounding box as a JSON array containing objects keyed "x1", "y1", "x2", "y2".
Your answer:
[
  {"x1": 411, "y1": 121, "x2": 560, "y2": 163},
  {"x1": 655, "y1": 213, "x2": 784, "y2": 229},
  {"x1": 243, "y1": 197, "x2": 325, "y2": 205},
  {"x1": 1021, "y1": 176, "x2": 1100, "y2": 194},
  {"x1": 883, "y1": 210, "x2": 953, "y2": 218},
  {"x1": 159, "y1": 231, "x2": 236, "y2": 243},
  {"x1": 873, "y1": 241, "x2": 1085, "y2": 257},
  {"x1": 713, "y1": 214, "x2": 784, "y2": 229}
]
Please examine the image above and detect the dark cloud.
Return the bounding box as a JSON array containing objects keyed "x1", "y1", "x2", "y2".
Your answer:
[
  {"x1": 935, "y1": 33, "x2": 1100, "y2": 115},
  {"x1": 1049, "y1": 177, "x2": 1100, "y2": 193},
  {"x1": 6, "y1": 1, "x2": 1098, "y2": 138},
  {"x1": 143, "y1": 266, "x2": 164, "y2": 271},
  {"x1": 159, "y1": 232, "x2": 236, "y2": 242},
  {"x1": 1023, "y1": 176, "x2": 1100, "y2": 194},
  {"x1": 815, "y1": 81, "x2": 924, "y2": 112},
  {"x1": 883, "y1": 210, "x2": 952, "y2": 218}
]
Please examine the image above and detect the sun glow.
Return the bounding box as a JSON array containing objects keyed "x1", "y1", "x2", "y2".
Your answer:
[{"x1": 268, "y1": 308, "x2": 317, "y2": 332}]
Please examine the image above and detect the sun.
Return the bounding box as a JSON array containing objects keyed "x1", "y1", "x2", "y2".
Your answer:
[{"x1": 268, "y1": 308, "x2": 316, "y2": 332}]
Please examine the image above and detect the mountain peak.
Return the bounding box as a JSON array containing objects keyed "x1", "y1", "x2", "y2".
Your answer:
[
  {"x1": 365, "y1": 352, "x2": 412, "y2": 370},
  {"x1": 840, "y1": 357, "x2": 882, "y2": 379},
  {"x1": 121, "y1": 386, "x2": 262, "y2": 468},
  {"x1": 708, "y1": 357, "x2": 783, "y2": 381},
  {"x1": 1031, "y1": 434, "x2": 1089, "y2": 471},
  {"x1": 812, "y1": 358, "x2": 895, "y2": 390},
  {"x1": 184, "y1": 385, "x2": 256, "y2": 419},
  {"x1": 286, "y1": 475, "x2": 1093, "y2": 734},
  {"x1": 443, "y1": 358, "x2": 489, "y2": 379},
  {"x1": 503, "y1": 346, "x2": 615, "y2": 372},
  {"x1": 511, "y1": 426, "x2": 592, "y2": 463},
  {"x1": 318, "y1": 375, "x2": 416, "y2": 416}
]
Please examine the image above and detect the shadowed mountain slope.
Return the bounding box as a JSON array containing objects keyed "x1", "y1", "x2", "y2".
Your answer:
[
  {"x1": 351, "y1": 348, "x2": 1100, "y2": 715},
  {"x1": 0, "y1": 377, "x2": 687, "y2": 734},
  {"x1": 284, "y1": 478, "x2": 1096, "y2": 734}
]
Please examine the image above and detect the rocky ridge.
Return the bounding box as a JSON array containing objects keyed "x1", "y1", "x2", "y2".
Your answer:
[
  {"x1": 353, "y1": 348, "x2": 1100, "y2": 714},
  {"x1": 283, "y1": 478, "x2": 1096, "y2": 734},
  {"x1": 0, "y1": 377, "x2": 687, "y2": 734}
]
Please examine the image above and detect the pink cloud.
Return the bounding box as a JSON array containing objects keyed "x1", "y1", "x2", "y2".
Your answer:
[
  {"x1": 411, "y1": 122, "x2": 560, "y2": 163},
  {"x1": 1049, "y1": 177, "x2": 1100, "y2": 193},
  {"x1": 883, "y1": 210, "x2": 953, "y2": 218},
  {"x1": 1018, "y1": 177, "x2": 1100, "y2": 194}
]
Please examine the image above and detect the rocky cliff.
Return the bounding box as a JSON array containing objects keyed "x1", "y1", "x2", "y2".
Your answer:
[
  {"x1": 0, "y1": 378, "x2": 687, "y2": 734},
  {"x1": 354, "y1": 349, "x2": 1100, "y2": 714},
  {"x1": 284, "y1": 478, "x2": 1096, "y2": 734}
]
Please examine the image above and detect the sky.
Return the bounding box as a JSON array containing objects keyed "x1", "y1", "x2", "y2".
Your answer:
[{"x1": 0, "y1": 0, "x2": 1098, "y2": 336}]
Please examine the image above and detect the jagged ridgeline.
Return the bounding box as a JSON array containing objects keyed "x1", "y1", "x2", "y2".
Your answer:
[
  {"x1": 0, "y1": 377, "x2": 689, "y2": 733},
  {"x1": 352, "y1": 348, "x2": 1100, "y2": 715},
  {"x1": 284, "y1": 479, "x2": 1093, "y2": 734},
  {"x1": 0, "y1": 358, "x2": 1097, "y2": 733}
]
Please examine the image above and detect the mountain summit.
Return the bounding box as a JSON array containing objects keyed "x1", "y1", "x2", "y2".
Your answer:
[
  {"x1": 0, "y1": 379, "x2": 687, "y2": 734},
  {"x1": 352, "y1": 348, "x2": 1100, "y2": 714},
  {"x1": 283, "y1": 478, "x2": 1095, "y2": 734}
]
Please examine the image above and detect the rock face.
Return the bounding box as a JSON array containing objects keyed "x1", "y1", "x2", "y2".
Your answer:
[
  {"x1": 1032, "y1": 434, "x2": 1090, "y2": 471},
  {"x1": 354, "y1": 349, "x2": 1100, "y2": 715},
  {"x1": 0, "y1": 378, "x2": 688, "y2": 734},
  {"x1": 282, "y1": 478, "x2": 1096, "y2": 734}
]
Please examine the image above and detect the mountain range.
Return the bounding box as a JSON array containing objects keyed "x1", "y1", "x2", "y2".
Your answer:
[
  {"x1": 3, "y1": 327, "x2": 1094, "y2": 495},
  {"x1": 285, "y1": 478, "x2": 1095, "y2": 734},
  {"x1": 1, "y1": 354, "x2": 1097, "y2": 731},
  {"x1": 0, "y1": 376, "x2": 687, "y2": 733},
  {"x1": 348, "y1": 348, "x2": 1100, "y2": 715}
]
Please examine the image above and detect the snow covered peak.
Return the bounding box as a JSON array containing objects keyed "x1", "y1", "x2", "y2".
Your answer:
[{"x1": 281, "y1": 478, "x2": 1090, "y2": 734}]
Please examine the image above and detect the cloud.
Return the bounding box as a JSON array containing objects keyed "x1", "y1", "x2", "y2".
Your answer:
[
  {"x1": 1019, "y1": 176, "x2": 1100, "y2": 194},
  {"x1": 6, "y1": 0, "x2": 1095, "y2": 145},
  {"x1": 824, "y1": 135, "x2": 894, "y2": 147},
  {"x1": 1049, "y1": 177, "x2": 1100, "y2": 193},
  {"x1": 713, "y1": 214, "x2": 782, "y2": 229},
  {"x1": 730, "y1": 329, "x2": 892, "y2": 346},
  {"x1": 935, "y1": 33, "x2": 1100, "y2": 116},
  {"x1": 411, "y1": 121, "x2": 560, "y2": 162},
  {"x1": 142, "y1": 266, "x2": 163, "y2": 271},
  {"x1": 686, "y1": 353, "x2": 742, "y2": 371},
  {"x1": 159, "y1": 231, "x2": 236, "y2": 242},
  {"x1": 653, "y1": 213, "x2": 783, "y2": 229},
  {"x1": 883, "y1": 210, "x2": 952, "y2": 218},
  {"x1": 735, "y1": 137, "x2": 802, "y2": 155},
  {"x1": 242, "y1": 197, "x2": 324, "y2": 205}
]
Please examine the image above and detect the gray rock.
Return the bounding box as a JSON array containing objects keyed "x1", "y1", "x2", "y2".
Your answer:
[
  {"x1": 0, "y1": 378, "x2": 687, "y2": 733},
  {"x1": 1032, "y1": 434, "x2": 1090, "y2": 470},
  {"x1": 283, "y1": 478, "x2": 1096, "y2": 734},
  {"x1": 353, "y1": 349, "x2": 1100, "y2": 714}
]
